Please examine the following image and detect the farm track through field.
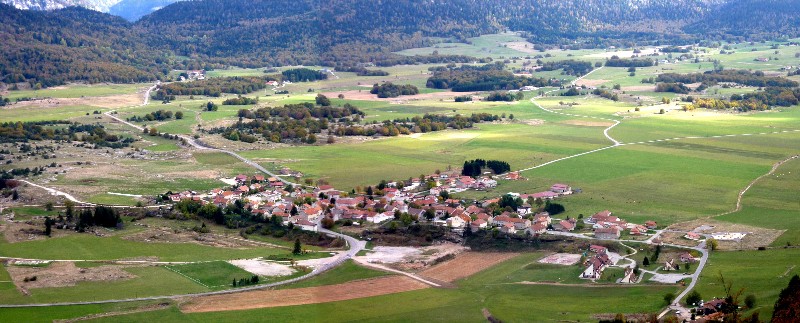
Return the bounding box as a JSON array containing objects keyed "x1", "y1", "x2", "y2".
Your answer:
[{"x1": 516, "y1": 67, "x2": 800, "y2": 174}]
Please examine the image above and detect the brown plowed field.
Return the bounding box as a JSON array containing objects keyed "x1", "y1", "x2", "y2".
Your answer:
[
  {"x1": 181, "y1": 275, "x2": 428, "y2": 313},
  {"x1": 419, "y1": 252, "x2": 519, "y2": 283}
]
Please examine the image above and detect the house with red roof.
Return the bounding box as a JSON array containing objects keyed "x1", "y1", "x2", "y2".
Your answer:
[{"x1": 594, "y1": 227, "x2": 620, "y2": 239}]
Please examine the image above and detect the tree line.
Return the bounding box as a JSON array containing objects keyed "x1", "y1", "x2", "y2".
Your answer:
[
  {"x1": 656, "y1": 70, "x2": 798, "y2": 88},
  {"x1": 539, "y1": 60, "x2": 594, "y2": 76},
  {"x1": 426, "y1": 63, "x2": 557, "y2": 92},
  {"x1": 0, "y1": 121, "x2": 134, "y2": 148},
  {"x1": 151, "y1": 76, "x2": 275, "y2": 99},
  {"x1": 461, "y1": 159, "x2": 511, "y2": 176},
  {"x1": 370, "y1": 83, "x2": 419, "y2": 98}
]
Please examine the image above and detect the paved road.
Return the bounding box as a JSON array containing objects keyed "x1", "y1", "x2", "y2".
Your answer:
[
  {"x1": 544, "y1": 229, "x2": 709, "y2": 320},
  {"x1": 103, "y1": 82, "x2": 297, "y2": 186}
]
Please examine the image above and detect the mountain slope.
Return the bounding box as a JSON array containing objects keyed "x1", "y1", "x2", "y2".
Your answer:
[
  {"x1": 108, "y1": 0, "x2": 181, "y2": 21},
  {"x1": 0, "y1": 0, "x2": 120, "y2": 11},
  {"x1": 3, "y1": 0, "x2": 800, "y2": 87}
]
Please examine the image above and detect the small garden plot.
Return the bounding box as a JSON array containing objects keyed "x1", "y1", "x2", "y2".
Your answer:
[
  {"x1": 538, "y1": 253, "x2": 582, "y2": 266},
  {"x1": 165, "y1": 261, "x2": 258, "y2": 289}
]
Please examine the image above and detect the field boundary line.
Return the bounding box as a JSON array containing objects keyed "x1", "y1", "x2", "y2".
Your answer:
[{"x1": 163, "y1": 265, "x2": 212, "y2": 289}]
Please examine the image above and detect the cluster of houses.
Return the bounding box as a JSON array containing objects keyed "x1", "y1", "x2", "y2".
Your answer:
[
  {"x1": 164, "y1": 175, "x2": 585, "y2": 236},
  {"x1": 588, "y1": 210, "x2": 657, "y2": 239}
]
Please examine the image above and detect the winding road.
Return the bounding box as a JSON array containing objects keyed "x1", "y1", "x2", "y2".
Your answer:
[{"x1": 3, "y1": 83, "x2": 363, "y2": 308}]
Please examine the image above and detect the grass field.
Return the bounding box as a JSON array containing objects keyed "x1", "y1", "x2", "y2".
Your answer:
[
  {"x1": 0, "y1": 104, "x2": 108, "y2": 122},
  {"x1": 166, "y1": 261, "x2": 258, "y2": 290},
  {"x1": 716, "y1": 157, "x2": 800, "y2": 246},
  {"x1": 276, "y1": 260, "x2": 389, "y2": 289},
  {"x1": 693, "y1": 249, "x2": 800, "y2": 319},
  {"x1": 4, "y1": 84, "x2": 146, "y2": 100},
  {"x1": 0, "y1": 233, "x2": 287, "y2": 262},
  {"x1": 0, "y1": 266, "x2": 206, "y2": 304},
  {"x1": 74, "y1": 250, "x2": 679, "y2": 322}
]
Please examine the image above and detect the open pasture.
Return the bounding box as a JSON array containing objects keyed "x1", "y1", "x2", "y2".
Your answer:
[
  {"x1": 166, "y1": 261, "x2": 259, "y2": 290},
  {"x1": 716, "y1": 156, "x2": 800, "y2": 246},
  {"x1": 693, "y1": 248, "x2": 800, "y2": 319},
  {"x1": 0, "y1": 231, "x2": 287, "y2": 262}
]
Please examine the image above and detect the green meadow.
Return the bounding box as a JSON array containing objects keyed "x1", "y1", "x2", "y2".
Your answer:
[{"x1": 0, "y1": 232, "x2": 288, "y2": 262}]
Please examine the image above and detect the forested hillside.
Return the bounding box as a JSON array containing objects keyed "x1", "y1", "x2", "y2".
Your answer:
[{"x1": 2, "y1": 0, "x2": 800, "y2": 88}]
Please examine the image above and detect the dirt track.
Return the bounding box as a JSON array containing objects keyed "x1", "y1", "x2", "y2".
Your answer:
[
  {"x1": 180, "y1": 275, "x2": 428, "y2": 313},
  {"x1": 419, "y1": 252, "x2": 519, "y2": 283}
]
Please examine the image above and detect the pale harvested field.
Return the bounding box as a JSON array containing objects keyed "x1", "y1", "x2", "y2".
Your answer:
[
  {"x1": 321, "y1": 90, "x2": 477, "y2": 102},
  {"x1": 574, "y1": 78, "x2": 608, "y2": 87},
  {"x1": 418, "y1": 252, "x2": 519, "y2": 283},
  {"x1": 621, "y1": 85, "x2": 657, "y2": 91},
  {"x1": 180, "y1": 275, "x2": 428, "y2": 313},
  {"x1": 666, "y1": 219, "x2": 785, "y2": 250},
  {"x1": 7, "y1": 261, "x2": 135, "y2": 290},
  {"x1": 504, "y1": 41, "x2": 539, "y2": 54},
  {"x1": 7, "y1": 94, "x2": 142, "y2": 109},
  {"x1": 563, "y1": 119, "x2": 615, "y2": 127}
]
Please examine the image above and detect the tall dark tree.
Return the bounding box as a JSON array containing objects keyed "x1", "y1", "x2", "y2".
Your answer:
[{"x1": 292, "y1": 238, "x2": 302, "y2": 255}]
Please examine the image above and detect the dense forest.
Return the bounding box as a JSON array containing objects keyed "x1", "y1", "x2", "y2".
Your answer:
[
  {"x1": 656, "y1": 70, "x2": 798, "y2": 88},
  {"x1": 370, "y1": 83, "x2": 419, "y2": 98},
  {"x1": 151, "y1": 76, "x2": 274, "y2": 99},
  {"x1": 208, "y1": 101, "x2": 499, "y2": 144},
  {"x1": 2, "y1": 1, "x2": 800, "y2": 86},
  {"x1": 461, "y1": 159, "x2": 511, "y2": 177},
  {"x1": 0, "y1": 121, "x2": 134, "y2": 148},
  {"x1": 426, "y1": 63, "x2": 556, "y2": 92}
]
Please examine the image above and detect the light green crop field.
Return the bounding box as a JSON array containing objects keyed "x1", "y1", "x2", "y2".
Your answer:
[
  {"x1": 4, "y1": 84, "x2": 147, "y2": 100},
  {"x1": 693, "y1": 249, "x2": 800, "y2": 319},
  {"x1": 166, "y1": 261, "x2": 260, "y2": 290},
  {"x1": 716, "y1": 157, "x2": 800, "y2": 246},
  {"x1": 0, "y1": 266, "x2": 207, "y2": 304},
  {"x1": 0, "y1": 105, "x2": 107, "y2": 122},
  {"x1": 0, "y1": 232, "x2": 288, "y2": 262}
]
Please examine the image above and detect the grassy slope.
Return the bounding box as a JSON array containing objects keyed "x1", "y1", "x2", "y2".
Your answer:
[
  {"x1": 276, "y1": 260, "x2": 389, "y2": 289},
  {"x1": 693, "y1": 249, "x2": 800, "y2": 319},
  {"x1": 716, "y1": 157, "x2": 800, "y2": 246}
]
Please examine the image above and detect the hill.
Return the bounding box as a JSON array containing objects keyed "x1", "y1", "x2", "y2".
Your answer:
[{"x1": 3, "y1": 0, "x2": 800, "y2": 87}]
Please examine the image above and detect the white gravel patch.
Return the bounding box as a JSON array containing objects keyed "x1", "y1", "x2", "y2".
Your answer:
[
  {"x1": 649, "y1": 273, "x2": 689, "y2": 284},
  {"x1": 297, "y1": 252, "x2": 342, "y2": 268},
  {"x1": 356, "y1": 246, "x2": 422, "y2": 264},
  {"x1": 228, "y1": 259, "x2": 295, "y2": 276},
  {"x1": 219, "y1": 178, "x2": 238, "y2": 186}
]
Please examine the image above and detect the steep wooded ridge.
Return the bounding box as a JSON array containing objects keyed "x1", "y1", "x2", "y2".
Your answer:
[{"x1": 2, "y1": 0, "x2": 799, "y2": 87}]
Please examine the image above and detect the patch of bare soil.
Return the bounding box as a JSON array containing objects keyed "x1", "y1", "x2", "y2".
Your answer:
[
  {"x1": 7, "y1": 94, "x2": 142, "y2": 109},
  {"x1": 0, "y1": 218, "x2": 74, "y2": 243},
  {"x1": 621, "y1": 85, "x2": 656, "y2": 92},
  {"x1": 389, "y1": 243, "x2": 468, "y2": 271},
  {"x1": 563, "y1": 120, "x2": 615, "y2": 127},
  {"x1": 574, "y1": 78, "x2": 608, "y2": 87},
  {"x1": 504, "y1": 41, "x2": 540, "y2": 54},
  {"x1": 659, "y1": 231, "x2": 702, "y2": 248},
  {"x1": 418, "y1": 252, "x2": 519, "y2": 283},
  {"x1": 321, "y1": 90, "x2": 478, "y2": 102},
  {"x1": 666, "y1": 219, "x2": 785, "y2": 250},
  {"x1": 122, "y1": 227, "x2": 263, "y2": 249},
  {"x1": 7, "y1": 262, "x2": 136, "y2": 293},
  {"x1": 180, "y1": 275, "x2": 429, "y2": 313}
]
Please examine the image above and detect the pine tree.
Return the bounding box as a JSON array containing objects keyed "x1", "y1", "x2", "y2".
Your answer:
[{"x1": 293, "y1": 238, "x2": 302, "y2": 255}]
